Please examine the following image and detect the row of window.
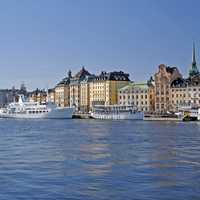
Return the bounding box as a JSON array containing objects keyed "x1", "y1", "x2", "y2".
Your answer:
[
  {"x1": 29, "y1": 110, "x2": 48, "y2": 114},
  {"x1": 172, "y1": 93, "x2": 200, "y2": 98},
  {"x1": 172, "y1": 88, "x2": 200, "y2": 92},
  {"x1": 119, "y1": 101, "x2": 148, "y2": 105},
  {"x1": 172, "y1": 100, "x2": 200, "y2": 104},
  {"x1": 119, "y1": 90, "x2": 148, "y2": 94},
  {"x1": 119, "y1": 95, "x2": 148, "y2": 99}
]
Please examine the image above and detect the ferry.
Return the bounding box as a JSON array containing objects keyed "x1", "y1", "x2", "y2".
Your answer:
[
  {"x1": 0, "y1": 95, "x2": 75, "y2": 119},
  {"x1": 90, "y1": 105, "x2": 144, "y2": 120}
]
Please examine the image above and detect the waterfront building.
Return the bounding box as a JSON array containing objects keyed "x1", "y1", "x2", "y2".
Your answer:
[
  {"x1": 170, "y1": 76, "x2": 200, "y2": 111},
  {"x1": 28, "y1": 89, "x2": 47, "y2": 104},
  {"x1": 69, "y1": 67, "x2": 91, "y2": 110},
  {"x1": 79, "y1": 75, "x2": 95, "y2": 112},
  {"x1": 118, "y1": 78, "x2": 155, "y2": 112},
  {"x1": 47, "y1": 88, "x2": 55, "y2": 103},
  {"x1": 154, "y1": 64, "x2": 182, "y2": 113},
  {"x1": 54, "y1": 70, "x2": 71, "y2": 107},
  {"x1": 170, "y1": 44, "x2": 200, "y2": 111},
  {"x1": 89, "y1": 71, "x2": 130, "y2": 109}
]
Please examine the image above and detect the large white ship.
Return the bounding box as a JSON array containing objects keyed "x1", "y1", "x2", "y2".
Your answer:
[
  {"x1": 0, "y1": 95, "x2": 75, "y2": 119},
  {"x1": 91, "y1": 105, "x2": 144, "y2": 120}
]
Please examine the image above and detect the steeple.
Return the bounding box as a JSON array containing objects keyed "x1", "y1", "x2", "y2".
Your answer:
[
  {"x1": 192, "y1": 42, "x2": 196, "y2": 66},
  {"x1": 189, "y1": 42, "x2": 199, "y2": 77},
  {"x1": 68, "y1": 70, "x2": 72, "y2": 78}
]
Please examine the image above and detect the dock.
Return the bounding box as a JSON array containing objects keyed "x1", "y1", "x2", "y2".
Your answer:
[{"x1": 72, "y1": 113, "x2": 91, "y2": 119}]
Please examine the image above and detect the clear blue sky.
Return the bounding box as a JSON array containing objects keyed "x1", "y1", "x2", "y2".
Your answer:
[{"x1": 0, "y1": 0, "x2": 199, "y2": 89}]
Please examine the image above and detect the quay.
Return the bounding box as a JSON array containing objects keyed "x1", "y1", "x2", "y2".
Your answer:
[
  {"x1": 144, "y1": 116, "x2": 181, "y2": 121},
  {"x1": 144, "y1": 113, "x2": 182, "y2": 121},
  {"x1": 73, "y1": 112, "x2": 183, "y2": 121},
  {"x1": 72, "y1": 113, "x2": 91, "y2": 119}
]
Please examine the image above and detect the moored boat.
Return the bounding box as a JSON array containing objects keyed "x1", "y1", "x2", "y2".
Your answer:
[
  {"x1": 178, "y1": 104, "x2": 199, "y2": 121},
  {"x1": 90, "y1": 105, "x2": 144, "y2": 120},
  {"x1": 0, "y1": 95, "x2": 75, "y2": 119}
]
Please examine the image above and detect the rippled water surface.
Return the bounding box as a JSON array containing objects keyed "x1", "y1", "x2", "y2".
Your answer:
[{"x1": 0, "y1": 119, "x2": 199, "y2": 200}]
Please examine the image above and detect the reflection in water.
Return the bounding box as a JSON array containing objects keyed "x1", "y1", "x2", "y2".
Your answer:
[{"x1": 80, "y1": 122, "x2": 113, "y2": 177}]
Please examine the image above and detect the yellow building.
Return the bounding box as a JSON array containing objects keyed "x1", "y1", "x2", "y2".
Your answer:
[
  {"x1": 79, "y1": 76, "x2": 95, "y2": 112},
  {"x1": 47, "y1": 88, "x2": 55, "y2": 103},
  {"x1": 89, "y1": 71, "x2": 130, "y2": 109},
  {"x1": 54, "y1": 71, "x2": 71, "y2": 107},
  {"x1": 69, "y1": 67, "x2": 91, "y2": 111},
  {"x1": 29, "y1": 89, "x2": 47, "y2": 104}
]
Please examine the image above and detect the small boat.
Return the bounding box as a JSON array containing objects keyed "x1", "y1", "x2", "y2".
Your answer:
[
  {"x1": 0, "y1": 95, "x2": 75, "y2": 119},
  {"x1": 90, "y1": 105, "x2": 144, "y2": 120},
  {"x1": 178, "y1": 104, "x2": 199, "y2": 121}
]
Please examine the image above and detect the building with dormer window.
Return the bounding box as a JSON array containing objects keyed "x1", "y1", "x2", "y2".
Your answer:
[{"x1": 89, "y1": 71, "x2": 130, "y2": 108}]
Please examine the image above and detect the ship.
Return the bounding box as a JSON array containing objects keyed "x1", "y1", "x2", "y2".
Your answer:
[
  {"x1": 90, "y1": 105, "x2": 144, "y2": 120},
  {"x1": 0, "y1": 95, "x2": 75, "y2": 119}
]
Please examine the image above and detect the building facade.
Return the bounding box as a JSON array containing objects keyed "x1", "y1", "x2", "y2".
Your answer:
[
  {"x1": 79, "y1": 75, "x2": 95, "y2": 112},
  {"x1": 118, "y1": 79, "x2": 155, "y2": 112},
  {"x1": 28, "y1": 89, "x2": 47, "y2": 104},
  {"x1": 154, "y1": 64, "x2": 182, "y2": 113},
  {"x1": 69, "y1": 67, "x2": 91, "y2": 110},
  {"x1": 168, "y1": 43, "x2": 200, "y2": 111},
  {"x1": 47, "y1": 88, "x2": 55, "y2": 103},
  {"x1": 89, "y1": 71, "x2": 130, "y2": 108},
  {"x1": 54, "y1": 70, "x2": 71, "y2": 107},
  {"x1": 170, "y1": 76, "x2": 200, "y2": 111}
]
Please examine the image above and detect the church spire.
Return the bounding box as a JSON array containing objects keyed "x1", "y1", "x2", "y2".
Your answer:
[
  {"x1": 189, "y1": 42, "x2": 199, "y2": 77},
  {"x1": 192, "y1": 42, "x2": 196, "y2": 66}
]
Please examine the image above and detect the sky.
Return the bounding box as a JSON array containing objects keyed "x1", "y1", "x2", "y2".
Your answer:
[{"x1": 0, "y1": 0, "x2": 199, "y2": 90}]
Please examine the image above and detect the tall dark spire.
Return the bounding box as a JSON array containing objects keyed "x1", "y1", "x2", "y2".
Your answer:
[
  {"x1": 192, "y1": 42, "x2": 196, "y2": 66},
  {"x1": 189, "y1": 42, "x2": 199, "y2": 77}
]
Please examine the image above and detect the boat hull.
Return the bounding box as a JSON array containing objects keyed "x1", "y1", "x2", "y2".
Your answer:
[
  {"x1": 91, "y1": 112, "x2": 144, "y2": 120},
  {"x1": 0, "y1": 107, "x2": 75, "y2": 119}
]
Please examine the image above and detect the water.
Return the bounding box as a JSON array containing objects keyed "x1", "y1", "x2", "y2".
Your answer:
[{"x1": 0, "y1": 119, "x2": 199, "y2": 200}]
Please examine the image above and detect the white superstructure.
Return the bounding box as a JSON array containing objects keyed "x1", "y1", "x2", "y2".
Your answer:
[
  {"x1": 91, "y1": 105, "x2": 144, "y2": 120},
  {"x1": 0, "y1": 95, "x2": 75, "y2": 119}
]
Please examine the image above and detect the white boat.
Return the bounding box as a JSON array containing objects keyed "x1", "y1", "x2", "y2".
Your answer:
[
  {"x1": 0, "y1": 95, "x2": 75, "y2": 119},
  {"x1": 91, "y1": 105, "x2": 144, "y2": 120}
]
